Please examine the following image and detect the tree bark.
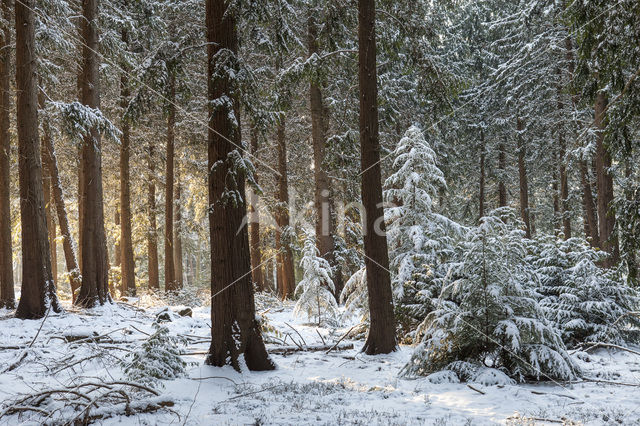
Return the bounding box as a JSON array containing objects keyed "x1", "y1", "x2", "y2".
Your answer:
[
  {"x1": 14, "y1": 0, "x2": 60, "y2": 318},
  {"x1": 173, "y1": 160, "x2": 183, "y2": 289},
  {"x1": 205, "y1": 0, "x2": 274, "y2": 371},
  {"x1": 76, "y1": 0, "x2": 110, "y2": 308},
  {"x1": 42, "y1": 135, "x2": 57, "y2": 288},
  {"x1": 275, "y1": 117, "x2": 295, "y2": 299},
  {"x1": 248, "y1": 127, "x2": 265, "y2": 291},
  {"x1": 497, "y1": 141, "x2": 507, "y2": 207},
  {"x1": 516, "y1": 118, "x2": 531, "y2": 238},
  {"x1": 147, "y1": 140, "x2": 160, "y2": 290},
  {"x1": 0, "y1": 0, "x2": 14, "y2": 309},
  {"x1": 479, "y1": 130, "x2": 486, "y2": 220},
  {"x1": 164, "y1": 74, "x2": 176, "y2": 292},
  {"x1": 114, "y1": 206, "x2": 121, "y2": 269},
  {"x1": 580, "y1": 160, "x2": 600, "y2": 246},
  {"x1": 358, "y1": 0, "x2": 397, "y2": 354},
  {"x1": 119, "y1": 55, "x2": 136, "y2": 297},
  {"x1": 41, "y1": 128, "x2": 82, "y2": 301},
  {"x1": 557, "y1": 76, "x2": 571, "y2": 239},
  {"x1": 594, "y1": 91, "x2": 619, "y2": 267}
]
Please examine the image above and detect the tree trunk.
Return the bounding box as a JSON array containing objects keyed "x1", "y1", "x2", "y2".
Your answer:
[
  {"x1": 580, "y1": 160, "x2": 600, "y2": 246},
  {"x1": 248, "y1": 127, "x2": 265, "y2": 291},
  {"x1": 552, "y1": 149, "x2": 560, "y2": 234},
  {"x1": 147, "y1": 140, "x2": 160, "y2": 290},
  {"x1": 0, "y1": 0, "x2": 14, "y2": 309},
  {"x1": 358, "y1": 0, "x2": 397, "y2": 355},
  {"x1": 205, "y1": 0, "x2": 274, "y2": 371},
  {"x1": 516, "y1": 118, "x2": 531, "y2": 238},
  {"x1": 275, "y1": 117, "x2": 295, "y2": 299},
  {"x1": 42, "y1": 137, "x2": 57, "y2": 288},
  {"x1": 497, "y1": 141, "x2": 507, "y2": 207},
  {"x1": 119, "y1": 65, "x2": 136, "y2": 297},
  {"x1": 114, "y1": 206, "x2": 121, "y2": 269},
  {"x1": 479, "y1": 130, "x2": 485, "y2": 220},
  {"x1": 14, "y1": 0, "x2": 60, "y2": 318},
  {"x1": 164, "y1": 74, "x2": 176, "y2": 292},
  {"x1": 307, "y1": 16, "x2": 341, "y2": 300},
  {"x1": 41, "y1": 129, "x2": 82, "y2": 301},
  {"x1": 594, "y1": 91, "x2": 619, "y2": 266},
  {"x1": 557, "y1": 76, "x2": 571, "y2": 239},
  {"x1": 76, "y1": 0, "x2": 110, "y2": 308},
  {"x1": 173, "y1": 160, "x2": 183, "y2": 289}
]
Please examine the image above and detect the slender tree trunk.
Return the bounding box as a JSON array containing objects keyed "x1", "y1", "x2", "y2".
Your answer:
[
  {"x1": 580, "y1": 160, "x2": 600, "y2": 246},
  {"x1": 42, "y1": 141, "x2": 57, "y2": 288},
  {"x1": 41, "y1": 132, "x2": 82, "y2": 301},
  {"x1": 624, "y1": 160, "x2": 638, "y2": 282},
  {"x1": 0, "y1": 0, "x2": 14, "y2": 309},
  {"x1": 248, "y1": 127, "x2": 265, "y2": 291},
  {"x1": 516, "y1": 118, "x2": 531, "y2": 238},
  {"x1": 479, "y1": 130, "x2": 486, "y2": 220},
  {"x1": 594, "y1": 91, "x2": 619, "y2": 266},
  {"x1": 14, "y1": 0, "x2": 60, "y2": 318},
  {"x1": 275, "y1": 117, "x2": 295, "y2": 299},
  {"x1": 76, "y1": 0, "x2": 110, "y2": 307},
  {"x1": 552, "y1": 149, "x2": 560, "y2": 233},
  {"x1": 165, "y1": 74, "x2": 176, "y2": 292},
  {"x1": 557, "y1": 75, "x2": 571, "y2": 239},
  {"x1": 147, "y1": 140, "x2": 159, "y2": 290},
  {"x1": 497, "y1": 141, "x2": 507, "y2": 207},
  {"x1": 358, "y1": 0, "x2": 397, "y2": 354},
  {"x1": 205, "y1": 0, "x2": 274, "y2": 371},
  {"x1": 114, "y1": 206, "x2": 121, "y2": 271},
  {"x1": 173, "y1": 160, "x2": 183, "y2": 289},
  {"x1": 119, "y1": 61, "x2": 136, "y2": 297}
]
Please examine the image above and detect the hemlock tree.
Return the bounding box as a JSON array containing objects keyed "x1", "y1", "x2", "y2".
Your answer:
[
  {"x1": 205, "y1": 0, "x2": 274, "y2": 371},
  {"x1": 14, "y1": 0, "x2": 60, "y2": 319}
]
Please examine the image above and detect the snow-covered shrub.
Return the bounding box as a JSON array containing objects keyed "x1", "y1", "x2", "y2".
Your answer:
[
  {"x1": 530, "y1": 237, "x2": 640, "y2": 347},
  {"x1": 122, "y1": 326, "x2": 186, "y2": 387},
  {"x1": 340, "y1": 267, "x2": 368, "y2": 321},
  {"x1": 402, "y1": 208, "x2": 579, "y2": 382},
  {"x1": 293, "y1": 233, "x2": 339, "y2": 325}
]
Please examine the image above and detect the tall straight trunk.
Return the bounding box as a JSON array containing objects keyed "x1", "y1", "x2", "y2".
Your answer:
[
  {"x1": 41, "y1": 131, "x2": 82, "y2": 301},
  {"x1": 624, "y1": 160, "x2": 638, "y2": 282},
  {"x1": 205, "y1": 0, "x2": 273, "y2": 371},
  {"x1": 173, "y1": 160, "x2": 183, "y2": 289},
  {"x1": 552, "y1": 150, "x2": 560, "y2": 233},
  {"x1": 497, "y1": 141, "x2": 507, "y2": 207},
  {"x1": 358, "y1": 0, "x2": 397, "y2": 354},
  {"x1": 275, "y1": 117, "x2": 295, "y2": 299},
  {"x1": 516, "y1": 118, "x2": 531, "y2": 238},
  {"x1": 164, "y1": 74, "x2": 176, "y2": 292},
  {"x1": 147, "y1": 140, "x2": 160, "y2": 290},
  {"x1": 248, "y1": 127, "x2": 265, "y2": 291},
  {"x1": 594, "y1": 91, "x2": 619, "y2": 266},
  {"x1": 42, "y1": 143, "x2": 57, "y2": 287},
  {"x1": 479, "y1": 130, "x2": 486, "y2": 220},
  {"x1": 557, "y1": 75, "x2": 571, "y2": 239},
  {"x1": 307, "y1": 16, "x2": 340, "y2": 299},
  {"x1": 580, "y1": 160, "x2": 600, "y2": 246},
  {"x1": 114, "y1": 206, "x2": 121, "y2": 268},
  {"x1": 14, "y1": 0, "x2": 60, "y2": 318},
  {"x1": 120, "y1": 69, "x2": 136, "y2": 297},
  {"x1": 0, "y1": 0, "x2": 14, "y2": 309},
  {"x1": 76, "y1": 0, "x2": 110, "y2": 307}
]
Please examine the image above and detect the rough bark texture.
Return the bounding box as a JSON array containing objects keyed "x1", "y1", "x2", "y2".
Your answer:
[
  {"x1": 14, "y1": 0, "x2": 60, "y2": 318},
  {"x1": 0, "y1": 0, "x2": 15, "y2": 309},
  {"x1": 497, "y1": 141, "x2": 507, "y2": 207},
  {"x1": 275, "y1": 117, "x2": 295, "y2": 299},
  {"x1": 358, "y1": 0, "x2": 397, "y2": 355},
  {"x1": 594, "y1": 92, "x2": 619, "y2": 267},
  {"x1": 479, "y1": 130, "x2": 485, "y2": 221},
  {"x1": 119, "y1": 67, "x2": 136, "y2": 297},
  {"x1": 516, "y1": 118, "x2": 531, "y2": 239},
  {"x1": 173, "y1": 161, "x2": 183, "y2": 289},
  {"x1": 114, "y1": 206, "x2": 121, "y2": 268},
  {"x1": 557, "y1": 77, "x2": 571, "y2": 239},
  {"x1": 41, "y1": 130, "x2": 82, "y2": 301},
  {"x1": 205, "y1": 0, "x2": 274, "y2": 371},
  {"x1": 147, "y1": 140, "x2": 160, "y2": 290},
  {"x1": 42, "y1": 140, "x2": 57, "y2": 287},
  {"x1": 580, "y1": 160, "x2": 600, "y2": 246},
  {"x1": 164, "y1": 74, "x2": 176, "y2": 292},
  {"x1": 248, "y1": 127, "x2": 265, "y2": 291},
  {"x1": 76, "y1": 0, "x2": 110, "y2": 308}
]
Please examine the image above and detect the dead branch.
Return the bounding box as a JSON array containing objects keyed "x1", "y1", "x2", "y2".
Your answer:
[
  {"x1": 467, "y1": 384, "x2": 485, "y2": 395},
  {"x1": 284, "y1": 322, "x2": 307, "y2": 347},
  {"x1": 582, "y1": 342, "x2": 640, "y2": 357},
  {"x1": 270, "y1": 343, "x2": 353, "y2": 355},
  {"x1": 326, "y1": 324, "x2": 358, "y2": 354}
]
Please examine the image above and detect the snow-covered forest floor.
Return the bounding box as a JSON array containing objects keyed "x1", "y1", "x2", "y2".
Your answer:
[{"x1": 1, "y1": 295, "x2": 640, "y2": 425}]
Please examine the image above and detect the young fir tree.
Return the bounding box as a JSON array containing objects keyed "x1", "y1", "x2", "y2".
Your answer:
[
  {"x1": 294, "y1": 232, "x2": 338, "y2": 325},
  {"x1": 403, "y1": 208, "x2": 578, "y2": 382}
]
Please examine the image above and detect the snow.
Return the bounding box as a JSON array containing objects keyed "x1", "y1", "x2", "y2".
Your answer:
[{"x1": 1, "y1": 299, "x2": 640, "y2": 425}]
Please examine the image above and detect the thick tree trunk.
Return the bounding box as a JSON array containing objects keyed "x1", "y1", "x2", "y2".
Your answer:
[
  {"x1": 275, "y1": 117, "x2": 295, "y2": 299},
  {"x1": 41, "y1": 130, "x2": 82, "y2": 301},
  {"x1": 147, "y1": 140, "x2": 160, "y2": 290},
  {"x1": 594, "y1": 92, "x2": 619, "y2": 267},
  {"x1": 307, "y1": 16, "x2": 341, "y2": 299},
  {"x1": 479, "y1": 130, "x2": 486, "y2": 220},
  {"x1": 14, "y1": 0, "x2": 60, "y2": 318},
  {"x1": 248, "y1": 127, "x2": 265, "y2": 291},
  {"x1": 76, "y1": 0, "x2": 110, "y2": 307},
  {"x1": 497, "y1": 141, "x2": 507, "y2": 207},
  {"x1": 205, "y1": 0, "x2": 274, "y2": 371},
  {"x1": 516, "y1": 118, "x2": 531, "y2": 238},
  {"x1": 164, "y1": 74, "x2": 176, "y2": 292},
  {"x1": 358, "y1": 0, "x2": 397, "y2": 355},
  {"x1": 119, "y1": 68, "x2": 136, "y2": 297},
  {"x1": 173, "y1": 161, "x2": 183, "y2": 289},
  {"x1": 0, "y1": 0, "x2": 14, "y2": 309}
]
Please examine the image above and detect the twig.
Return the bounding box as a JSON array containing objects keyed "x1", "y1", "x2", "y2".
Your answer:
[
  {"x1": 284, "y1": 322, "x2": 307, "y2": 347},
  {"x1": 467, "y1": 384, "x2": 485, "y2": 395},
  {"x1": 316, "y1": 329, "x2": 326, "y2": 345},
  {"x1": 29, "y1": 307, "x2": 51, "y2": 348},
  {"x1": 581, "y1": 378, "x2": 640, "y2": 387},
  {"x1": 190, "y1": 376, "x2": 238, "y2": 385},
  {"x1": 326, "y1": 324, "x2": 358, "y2": 354},
  {"x1": 271, "y1": 343, "x2": 353, "y2": 355},
  {"x1": 223, "y1": 384, "x2": 282, "y2": 402},
  {"x1": 582, "y1": 342, "x2": 640, "y2": 357},
  {"x1": 530, "y1": 390, "x2": 576, "y2": 400}
]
